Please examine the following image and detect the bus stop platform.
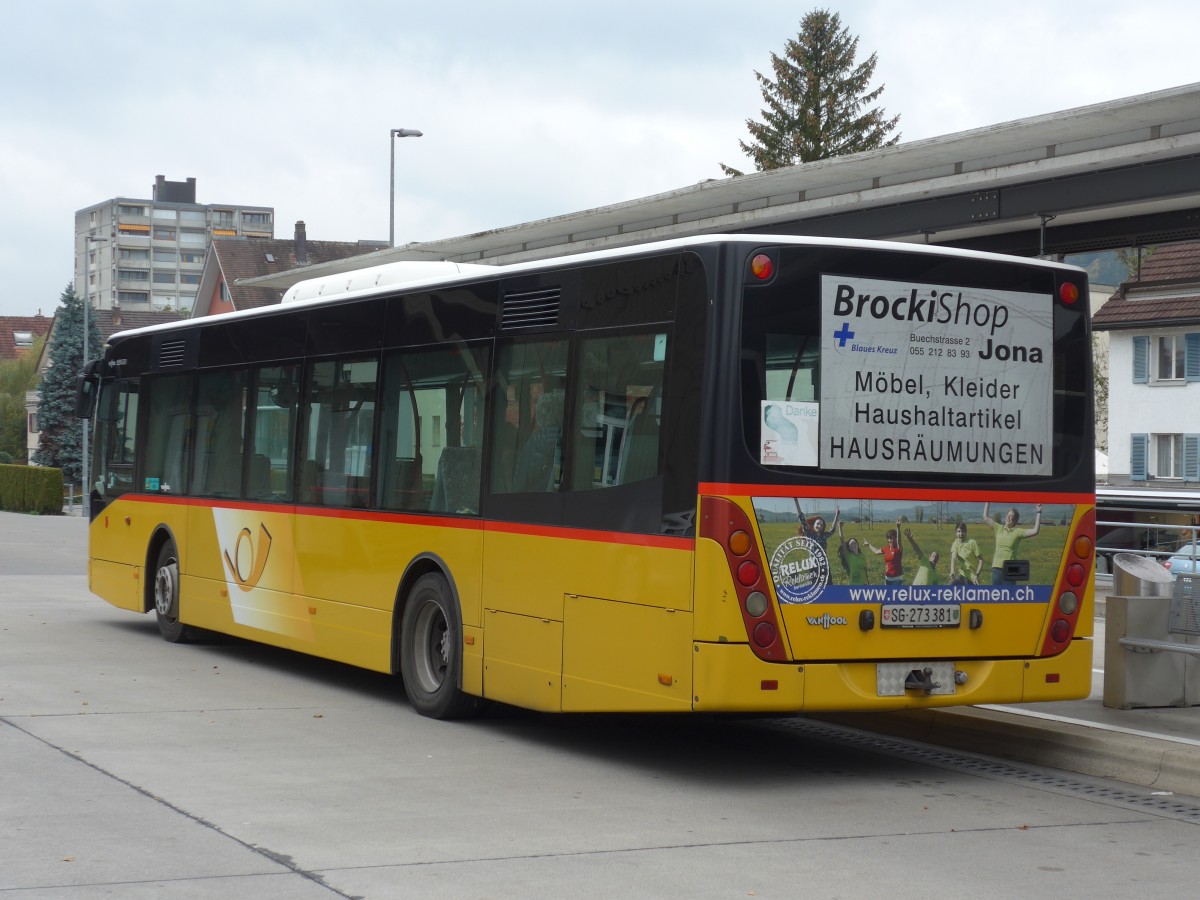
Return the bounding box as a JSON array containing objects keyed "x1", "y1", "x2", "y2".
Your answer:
[{"x1": 817, "y1": 605, "x2": 1200, "y2": 800}]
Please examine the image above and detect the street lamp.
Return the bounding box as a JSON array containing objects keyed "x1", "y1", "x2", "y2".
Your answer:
[
  {"x1": 82, "y1": 234, "x2": 106, "y2": 518},
  {"x1": 389, "y1": 128, "x2": 423, "y2": 247}
]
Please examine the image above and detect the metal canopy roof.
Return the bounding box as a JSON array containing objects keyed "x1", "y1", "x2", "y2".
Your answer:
[{"x1": 244, "y1": 82, "x2": 1200, "y2": 291}]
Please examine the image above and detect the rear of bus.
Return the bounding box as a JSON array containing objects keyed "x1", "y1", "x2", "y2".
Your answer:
[{"x1": 692, "y1": 239, "x2": 1094, "y2": 712}]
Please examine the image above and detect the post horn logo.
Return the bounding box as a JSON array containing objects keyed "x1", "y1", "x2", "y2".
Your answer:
[{"x1": 222, "y1": 523, "x2": 273, "y2": 592}]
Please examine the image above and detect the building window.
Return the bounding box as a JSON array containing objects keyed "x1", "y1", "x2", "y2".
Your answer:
[
  {"x1": 1157, "y1": 434, "x2": 1184, "y2": 478},
  {"x1": 118, "y1": 291, "x2": 150, "y2": 305},
  {"x1": 119, "y1": 205, "x2": 146, "y2": 216},
  {"x1": 180, "y1": 273, "x2": 200, "y2": 285},
  {"x1": 153, "y1": 227, "x2": 176, "y2": 241},
  {"x1": 14, "y1": 331, "x2": 33, "y2": 348},
  {"x1": 180, "y1": 251, "x2": 204, "y2": 263},
  {"x1": 118, "y1": 269, "x2": 149, "y2": 282},
  {"x1": 120, "y1": 248, "x2": 150, "y2": 261},
  {"x1": 153, "y1": 249, "x2": 177, "y2": 262},
  {"x1": 243, "y1": 212, "x2": 272, "y2": 225},
  {"x1": 152, "y1": 208, "x2": 178, "y2": 220},
  {"x1": 1157, "y1": 335, "x2": 1186, "y2": 381},
  {"x1": 153, "y1": 272, "x2": 177, "y2": 284},
  {"x1": 179, "y1": 230, "x2": 206, "y2": 246},
  {"x1": 180, "y1": 209, "x2": 206, "y2": 222}
]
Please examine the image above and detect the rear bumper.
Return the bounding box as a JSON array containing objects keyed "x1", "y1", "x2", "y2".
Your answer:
[{"x1": 692, "y1": 638, "x2": 1093, "y2": 712}]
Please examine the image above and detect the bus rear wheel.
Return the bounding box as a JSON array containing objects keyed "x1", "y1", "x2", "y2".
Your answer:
[
  {"x1": 153, "y1": 542, "x2": 193, "y2": 643},
  {"x1": 399, "y1": 573, "x2": 480, "y2": 719}
]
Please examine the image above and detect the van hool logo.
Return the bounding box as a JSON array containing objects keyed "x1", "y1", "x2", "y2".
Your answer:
[
  {"x1": 222, "y1": 523, "x2": 273, "y2": 592},
  {"x1": 768, "y1": 535, "x2": 830, "y2": 604}
]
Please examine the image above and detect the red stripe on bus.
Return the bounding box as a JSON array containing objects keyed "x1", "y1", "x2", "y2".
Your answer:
[
  {"x1": 483, "y1": 520, "x2": 693, "y2": 550},
  {"x1": 698, "y1": 483, "x2": 1094, "y2": 504},
  {"x1": 116, "y1": 494, "x2": 691, "y2": 548}
]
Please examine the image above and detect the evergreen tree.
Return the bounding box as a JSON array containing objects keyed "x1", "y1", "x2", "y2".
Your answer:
[
  {"x1": 34, "y1": 284, "x2": 102, "y2": 484},
  {"x1": 721, "y1": 8, "x2": 900, "y2": 175},
  {"x1": 0, "y1": 335, "x2": 44, "y2": 463}
]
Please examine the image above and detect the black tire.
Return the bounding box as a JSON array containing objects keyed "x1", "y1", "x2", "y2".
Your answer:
[
  {"x1": 399, "y1": 572, "x2": 480, "y2": 719},
  {"x1": 153, "y1": 542, "x2": 193, "y2": 643}
]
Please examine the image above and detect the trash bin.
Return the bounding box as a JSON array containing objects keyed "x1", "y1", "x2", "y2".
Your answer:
[
  {"x1": 1104, "y1": 554, "x2": 1200, "y2": 709},
  {"x1": 1111, "y1": 552, "x2": 1173, "y2": 598}
]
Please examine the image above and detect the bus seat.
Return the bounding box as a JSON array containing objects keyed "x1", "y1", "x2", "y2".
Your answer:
[
  {"x1": 430, "y1": 446, "x2": 482, "y2": 513},
  {"x1": 247, "y1": 454, "x2": 272, "y2": 499},
  {"x1": 616, "y1": 404, "x2": 659, "y2": 484}
]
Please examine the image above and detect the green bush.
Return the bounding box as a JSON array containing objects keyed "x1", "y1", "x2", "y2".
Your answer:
[{"x1": 0, "y1": 464, "x2": 64, "y2": 515}]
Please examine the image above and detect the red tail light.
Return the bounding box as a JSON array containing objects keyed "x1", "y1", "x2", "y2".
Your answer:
[
  {"x1": 700, "y1": 497, "x2": 787, "y2": 661},
  {"x1": 1040, "y1": 508, "x2": 1094, "y2": 656}
]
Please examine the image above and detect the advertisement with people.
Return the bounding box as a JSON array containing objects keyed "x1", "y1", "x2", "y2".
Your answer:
[{"x1": 753, "y1": 496, "x2": 1076, "y2": 609}]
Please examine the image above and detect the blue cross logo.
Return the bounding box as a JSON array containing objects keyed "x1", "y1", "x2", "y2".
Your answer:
[{"x1": 832, "y1": 322, "x2": 855, "y2": 347}]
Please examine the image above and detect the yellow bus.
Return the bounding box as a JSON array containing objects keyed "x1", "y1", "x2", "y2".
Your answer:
[{"x1": 80, "y1": 235, "x2": 1095, "y2": 718}]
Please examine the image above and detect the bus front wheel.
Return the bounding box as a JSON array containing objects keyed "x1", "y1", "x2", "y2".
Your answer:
[
  {"x1": 153, "y1": 542, "x2": 193, "y2": 644},
  {"x1": 399, "y1": 573, "x2": 480, "y2": 719}
]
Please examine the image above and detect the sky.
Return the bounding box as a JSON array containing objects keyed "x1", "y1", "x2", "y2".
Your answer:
[{"x1": 2, "y1": 0, "x2": 1199, "y2": 318}]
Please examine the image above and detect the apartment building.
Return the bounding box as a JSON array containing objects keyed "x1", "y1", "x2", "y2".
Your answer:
[{"x1": 75, "y1": 175, "x2": 274, "y2": 315}]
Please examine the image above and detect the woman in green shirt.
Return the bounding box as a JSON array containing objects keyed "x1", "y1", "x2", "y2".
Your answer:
[{"x1": 982, "y1": 503, "x2": 1042, "y2": 585}]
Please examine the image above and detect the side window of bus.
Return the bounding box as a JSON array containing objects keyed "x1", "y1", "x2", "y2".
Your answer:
[
  {"x1": 570, "y1": 331, "x2": 667, "y2": 490},
  {"x1": 300, "y1": 357, "x2": 378, "y2": 508},
  {"x1": 248, "y1": 365, "x2": 299, "y2": 502},
  {"x1": 142, "y1": 374, "x2": 193, "y2": 494},
  {"x1": 92, "y1": 378, "x2": 139, "y2": 502},
  {"x1": 378, "y1": 344, "x2": 489, "y2": 515},
  {"x1": 192, "y1": 369, "x2": 249, "y2": 499},
  {"x1": 492, "y1": 340, "x2": 569, "y2": 495}
]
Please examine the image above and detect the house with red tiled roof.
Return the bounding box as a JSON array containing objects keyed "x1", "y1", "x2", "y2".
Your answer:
[
  {"x1": 1092, "y1": 241, "x2": 1200, "y2": 486},
  {"x1": 0, "y1": 315, "x2": 52, "y2": 362},
  {"x1": 192, "y1": 221, "x2": 386, "y2": 317}
]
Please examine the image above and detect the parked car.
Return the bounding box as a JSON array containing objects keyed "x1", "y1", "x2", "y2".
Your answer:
[{"x1": 1164, "y1": 542, "x2": 1200, "y2": 577}]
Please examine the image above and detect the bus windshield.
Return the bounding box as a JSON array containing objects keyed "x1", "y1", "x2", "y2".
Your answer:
[{"x1": 739, "y1": 245, "x2": 1091, "y2": 484}]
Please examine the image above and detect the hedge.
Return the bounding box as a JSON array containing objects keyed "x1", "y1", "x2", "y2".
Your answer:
[{"x1": 0, "y1": 465, "x2": 64, "y2": 515}]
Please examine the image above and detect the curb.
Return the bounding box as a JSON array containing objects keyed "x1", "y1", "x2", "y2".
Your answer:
[{"x1": 813, "y1": 706, "x2": 1200, "y2": 799}]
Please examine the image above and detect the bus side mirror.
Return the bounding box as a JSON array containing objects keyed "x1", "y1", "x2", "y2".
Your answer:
[{"x1": 74, "y1": 359, "x2": 101, "y2": 419}]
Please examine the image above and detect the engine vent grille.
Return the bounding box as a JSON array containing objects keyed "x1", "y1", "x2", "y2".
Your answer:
[
  {"x1": 501, "y1": 287, "x2": 560, "y2": 330},
  {"x1": 157, "y1": 340, "x2": 188, "y2": 368}
]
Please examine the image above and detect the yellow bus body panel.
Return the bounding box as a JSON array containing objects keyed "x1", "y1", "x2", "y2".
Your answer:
[
  {"x1": 562, "y1": 595, "x2": 692, "y2": 711},
  {"x1": 88, "y1": 558, "x2": 142, "y2": 612},
  {"x1": 89, "y1": 497, "x2": 190, "y2": 612},
  {"x1": 483, "y1": 609, "x2": 563, "y2": 711}
]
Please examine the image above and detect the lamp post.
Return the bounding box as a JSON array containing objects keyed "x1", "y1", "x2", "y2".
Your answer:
[
  {"x1": 389, "y1": 128, "x2": 423, "y2": 247},
  {"x1": 82, "y1": 234, "x2": 106, "y2": 518}
]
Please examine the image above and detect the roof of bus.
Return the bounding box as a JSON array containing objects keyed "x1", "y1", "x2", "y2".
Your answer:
[{"x1": 105, "y1": 233, "x2": 1084, "y2": 344}]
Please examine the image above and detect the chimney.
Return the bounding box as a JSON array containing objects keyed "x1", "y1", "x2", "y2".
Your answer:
[
  {"x1": 112, "y1": 301, "x2": 121, "y2": 328},
  {"x1": 295, "y1": 221, "x2": 308, "y2": 266}
]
